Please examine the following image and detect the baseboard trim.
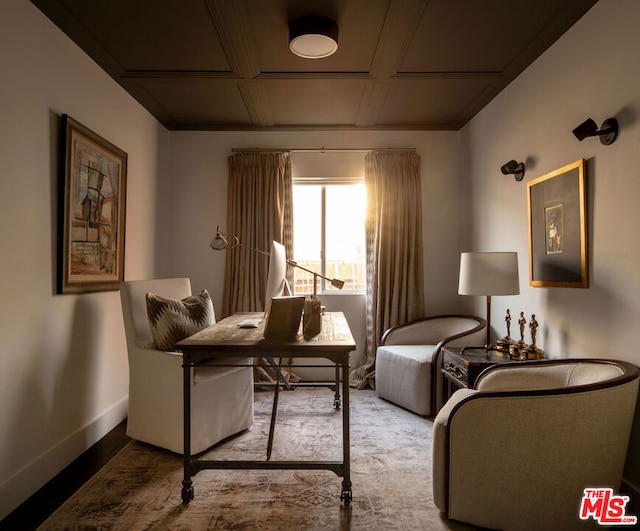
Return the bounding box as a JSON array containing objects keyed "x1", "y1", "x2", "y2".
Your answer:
[
  {"x1": 290, "y1": 357, "x2": 337, "y2": 382},
  {"x1": 0, "y1": 396, "x2": 128, "y2": 520}
]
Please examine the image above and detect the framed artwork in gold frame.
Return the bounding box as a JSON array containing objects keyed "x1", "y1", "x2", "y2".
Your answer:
[
  {"x1": 527, "y1": 159, "x2": 588, "y2": 288},
  {"x1": 57, "y1": 115, "x2": 127, "y2": 294}
]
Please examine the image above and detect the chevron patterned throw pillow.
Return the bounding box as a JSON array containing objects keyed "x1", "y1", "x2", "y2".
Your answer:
[{"x1": 145, "y1": 289, "x2": 215, "y2": 351}]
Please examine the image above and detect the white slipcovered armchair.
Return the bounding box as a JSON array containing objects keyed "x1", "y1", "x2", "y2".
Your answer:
[
  {"x1": 433, "y1": 358, "x2": 640, "y2": 531},
  {"x1": 120, "y1": 278, "x2": 254, "y2": 454},
  {"x1": 375, "y1": 315, "x2": 486, "y2": 416}
]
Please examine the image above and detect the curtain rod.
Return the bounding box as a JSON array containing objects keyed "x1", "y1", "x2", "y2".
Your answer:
[{"x1": 231, "y1": 147, "x2": 415, "y2": 153}]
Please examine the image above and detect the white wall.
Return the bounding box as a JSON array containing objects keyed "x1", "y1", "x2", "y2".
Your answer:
[
  {"x1": 162, "y1": 130, "x2": 462, "y2": 369},
  {"x1": 462, "y1": 0, "x2": 640, "y2": 364},
  {"x1": 0, "y1": 1, "x2": 168, "y2": 518},
  {"x1": 461, "y1": 0, "x2": 640, "y2": 494}
]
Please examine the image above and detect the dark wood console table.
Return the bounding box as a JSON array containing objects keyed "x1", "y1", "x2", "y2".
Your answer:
[{"x1": 176, "y1": 311, "x2": 356, "y2": 506}]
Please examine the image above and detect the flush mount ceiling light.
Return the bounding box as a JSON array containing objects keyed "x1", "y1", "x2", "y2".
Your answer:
[
  {"x1": 289, "y1": 16, "x2": 338, "y2": 59},
  {"x1": 572, "y1": 117, "x2": 619, "y2": 145}
]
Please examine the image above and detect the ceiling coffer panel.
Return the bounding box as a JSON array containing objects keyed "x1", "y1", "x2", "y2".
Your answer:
[
  {"x1": 264, "y1": 78, "x2": 367, "y2": 126},
  {"x1": 137, "y1": 78, "x2": 253, "y2": 126},
  {"x1": 244, "y1": 0, "x2": 389, "y2": 73},
  {"x1": 378, "y1": 78, "x2": 497, "y2": 128},
  {"x1": 400, "y1": 0, "x2": 570, "y2": 73},
  {"x1": 58, "y1": 0, "x2": 231, "y2": 71}
]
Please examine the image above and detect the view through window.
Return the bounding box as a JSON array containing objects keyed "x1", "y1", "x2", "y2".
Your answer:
[{"x1": 292, "y1": 183, "x2": 366, "y2": 293}]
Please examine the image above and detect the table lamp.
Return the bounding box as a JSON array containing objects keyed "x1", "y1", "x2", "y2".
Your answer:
[
  {"x1": 210, "y1": 225, "x2": 345, "y2": 297},
  {"x1": 458, "y1": 252, "x2": 520, "y2": 349}
]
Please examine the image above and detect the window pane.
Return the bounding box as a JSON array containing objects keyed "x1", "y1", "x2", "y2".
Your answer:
[
  {"x1": 292, "y1": 186, "x2": 321, "y2": 294},
  {"x1": 325, "y1": 184, "x2": 366, "y2": 290},
  {"x1": 293, "y1": 183, "x2": 366, "y2": 294}
]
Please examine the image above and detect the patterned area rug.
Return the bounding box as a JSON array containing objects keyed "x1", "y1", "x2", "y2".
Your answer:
[{"x1": 39, "y1": 388, "x2": 478, "y2": 530}]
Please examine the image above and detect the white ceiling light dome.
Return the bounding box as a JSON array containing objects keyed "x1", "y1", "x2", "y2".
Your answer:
[{"x1": 289, "y1": 16, "x2": 338, "y2": 59}]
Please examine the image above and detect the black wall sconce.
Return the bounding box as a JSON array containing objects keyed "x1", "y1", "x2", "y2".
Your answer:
[
  {"x1": 501, "y1": 160, "x2": 525, "y2": 182},
  {"x1": 572, "y1": 117, "x2": 619, "y2": 145}
]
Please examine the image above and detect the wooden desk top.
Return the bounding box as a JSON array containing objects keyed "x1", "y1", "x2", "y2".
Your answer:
[{"x1": 176, "y1": 311, "x2": 356, "y2": 360}]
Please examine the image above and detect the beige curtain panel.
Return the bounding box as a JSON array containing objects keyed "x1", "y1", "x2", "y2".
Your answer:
[
  {"x1": 222, "y1": 151, "x2": 293, "y2": 317},
  {"x1": 222, "y1": 151, "x2": 296, "y2": 384},
  {"x1": 350, "y1": 150, "x2": 425, "y2": 389}
]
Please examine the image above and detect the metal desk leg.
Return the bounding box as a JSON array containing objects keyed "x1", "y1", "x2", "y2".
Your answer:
[
  {"x1": 333, "y1": 363, "x2": 341, "y2": 409},
  {"x1": 182, "y1": 362, "x2": 194, "y2": 503},
  {"x1": 339, "y1": 357, "x2": 352, "y2": 506},
  {"x1": 266, "y1": 356, "x2": 291, "y2": 390},
  {"x1": 266, "y1": 358, "x2": 283, "y2": 460}
]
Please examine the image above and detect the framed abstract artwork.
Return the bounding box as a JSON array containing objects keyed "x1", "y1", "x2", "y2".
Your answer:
[
  {"x1": 57, "y1": 115, "x2": 127, "y2": 294},
  {"x1": 527, "y1": 159, "x2": 587, "y2": 288}
]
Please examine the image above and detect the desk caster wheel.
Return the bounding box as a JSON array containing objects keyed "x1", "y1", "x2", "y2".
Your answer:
[
  {"x1": 334, "y1": 398, "x2": 341, "y2": 410},
  {"x1": 181, "y1": 485, "x2": 194, "y2": 504},
  {"x1": 340, "y1": 489, "x2": 352, "y2": 506}
]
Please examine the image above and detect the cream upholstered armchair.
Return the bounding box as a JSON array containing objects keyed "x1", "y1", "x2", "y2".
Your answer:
[
  {"x1": 433, "y1": 359, "x2": 640, "y2": 531},
  {"x1": 375, "y1": 315, "x2": 486, "y2": 417},
  {"x1": 120, "y1": 278, "x2": 254, "y2": 454}
]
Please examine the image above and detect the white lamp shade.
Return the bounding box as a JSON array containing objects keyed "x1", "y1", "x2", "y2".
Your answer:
[{"x1": 458, "y1": 252, "x2": 520, "y2": 296}]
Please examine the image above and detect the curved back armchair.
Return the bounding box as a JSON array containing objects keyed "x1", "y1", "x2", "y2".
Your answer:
[
  {"x1": 375, "y1": 315, "x2": 486, "y2": 416},
  {"x1": 433, "y1": 358, "x2": 639, "y2": 530},
  {"x1": 121, "y1": 278, "x2": 253, "y2": 454}
]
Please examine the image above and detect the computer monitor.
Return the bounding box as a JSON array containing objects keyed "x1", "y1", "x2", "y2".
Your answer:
[{"x1": 264, "y1": 240, "x2": 291, "y2": 317}]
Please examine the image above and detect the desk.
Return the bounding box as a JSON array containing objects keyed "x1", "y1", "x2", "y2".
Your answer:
[{"x1": 176, "y1": 311, "x2": 356, "y2": 506}]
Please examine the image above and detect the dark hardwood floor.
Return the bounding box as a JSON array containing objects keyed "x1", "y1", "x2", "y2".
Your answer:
[{"x1": 0, "y1": 420, "x2": 130, "y2": 530}]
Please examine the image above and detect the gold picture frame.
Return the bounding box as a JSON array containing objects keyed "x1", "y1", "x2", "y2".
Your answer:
[
  {"x1": 527, "y1": 159, "x2": 587, "y2": 288},
  {"x1": 57, "y1": 115, "x2": 127, "y2": 294}
]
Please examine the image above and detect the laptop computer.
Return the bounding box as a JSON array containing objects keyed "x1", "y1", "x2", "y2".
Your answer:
[{"x1": 263, "y1": 296, "x2": 305, "y2": 339}]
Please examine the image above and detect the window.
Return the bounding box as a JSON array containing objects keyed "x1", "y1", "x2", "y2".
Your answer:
[{"x1": 292, "y1": 182, "x2": 366, "y2": 294}]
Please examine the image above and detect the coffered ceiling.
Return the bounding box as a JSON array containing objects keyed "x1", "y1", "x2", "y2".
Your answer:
[{"x1": 32, "y1": 0, "x2": 597, "y2": 131}]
